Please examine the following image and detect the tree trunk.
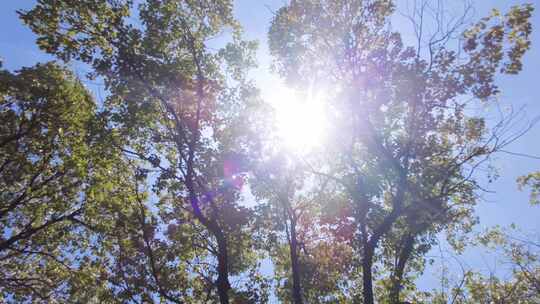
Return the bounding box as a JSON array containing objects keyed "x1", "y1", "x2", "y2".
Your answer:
[
  {"x1": 389, "y1": 234, "x2": 415, "y2": 304},
  {"x1": 289, "y1": 220, "x2": 303, "y2": 304},
  {"x1": 215, "y1": 230, "x2": 231, "y2": 304},
  {"x1": 188, "y1": 189, "x2": 230, "y2": 304},
  {"x1": 362, "y1": 244, "x2": 375, "y2": 304}
]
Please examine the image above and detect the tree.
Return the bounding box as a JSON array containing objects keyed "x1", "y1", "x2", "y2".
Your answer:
[
  {"x1": 268, "y1": 1, "x2": 534, "y2": 303},
  {"x1": 4, "y1": 0, "x2": 536, "y2": 302},
  {"x1": 250, "y1": 149, "x2": 360, "y2": 303},
  {"x1": 20, "y1": 1, "x2": 268, "y2": 302},
  {"x1": 422, "y1": 226, "x2": 540, "y2": 303},
  {"x1": 251, "y1": 153, "x2": 309, "y2": 304},
  {"x1": 518, "y1": 172, "x2": 540, "y2": 205},
  {"x1": 0, "y1": 62, "x2": 138, "y2": 302}
]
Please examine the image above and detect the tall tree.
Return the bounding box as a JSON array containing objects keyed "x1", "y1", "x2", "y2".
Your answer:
[
  {"x1": 268, "y1": 1, "x2": 534, "y2": 303},
  {"x1": 4, "y1": 0, "x2": 536, "y2": 302},
  {"x1": 251, "y1": 153, "x2": 308, "y2": 304},
  {"x1": 20, "y1": 1, "x2": 267, "y2": 302},
  {"x1": 251, "y1": 149, "x2": 359, "y2": 303},
  {"x1": 0, "y1": 62, "x2": 138, "y2": 302}
]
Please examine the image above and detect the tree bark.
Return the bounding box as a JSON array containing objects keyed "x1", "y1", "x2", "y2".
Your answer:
[
  {"x1": 362, "y1": 243, "x2": 375, "y2": 304},
  {"x1": 188, "y1": 187, "x2": 230, "y2": 304},
  {"x1": 359, "y1": 168, "x2": 407, "y2": 304},
  {"x1": 215, "y1": 230, "x2": 231, "y2": 304},
  {"x1": 389, "y1": 234, "x2": 415, "y2": 304},
  {"x1": 289, "y1": 219, "x2": 303, "y2": 304}
]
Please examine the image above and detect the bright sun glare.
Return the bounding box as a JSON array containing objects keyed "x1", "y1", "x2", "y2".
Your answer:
[{"x1": 270, "y1": 86, "x2": 327, "y2": 152}]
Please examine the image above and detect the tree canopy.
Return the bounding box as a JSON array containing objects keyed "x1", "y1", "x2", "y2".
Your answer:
[{"x1": 0, "y1": 0, "x2": 538, "y2": 303}]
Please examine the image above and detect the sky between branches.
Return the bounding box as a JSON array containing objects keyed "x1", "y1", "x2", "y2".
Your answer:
[{"x1": 1, "y1": 0, "x2": 538, "y2": 295}]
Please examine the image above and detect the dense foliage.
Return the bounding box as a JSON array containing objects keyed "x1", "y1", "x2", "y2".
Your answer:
[{"x1": 0, "y1": 0, "x2": 537, "y2": 303}]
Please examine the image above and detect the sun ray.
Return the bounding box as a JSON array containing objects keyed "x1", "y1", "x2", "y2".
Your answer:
[{"x1": 269, "y1": 86, "x2": 328, "y2": 152}]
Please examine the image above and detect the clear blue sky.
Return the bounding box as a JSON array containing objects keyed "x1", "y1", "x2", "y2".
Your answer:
[{"x1": 1, "y1": 0, "x2": 539, "y2": 298}]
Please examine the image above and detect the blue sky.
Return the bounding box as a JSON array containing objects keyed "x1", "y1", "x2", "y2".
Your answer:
[
  {"x1": 233, "y1": 0, "x2": 540, "y2": 293},
  {"x1": 237, "y1": 0, "x2": 540, "y2": 226},
  {"x1": 1, "y1": 0, "x2": 539, "y2": 298},
  {"x1": 233, "y1": 0, "x2": 540, "y2": 230}
]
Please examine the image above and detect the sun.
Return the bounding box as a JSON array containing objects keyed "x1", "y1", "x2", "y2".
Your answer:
[{"x1": 269, "y1": 86, "x2": 328, "y2": 152}]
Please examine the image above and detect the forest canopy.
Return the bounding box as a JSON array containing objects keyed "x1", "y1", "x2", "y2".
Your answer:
[{"x1": 1, "y1": 0, "x2": 538, "y2": 303}]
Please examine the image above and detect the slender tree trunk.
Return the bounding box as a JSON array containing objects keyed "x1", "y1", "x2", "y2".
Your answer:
[
  {"x1": 215, "y1": 230, "x2": 231, "y2": 304},
  {"x1": 389, "y1": 234, "x2": 415, "y2": 304},
  {"x1": 289, "y1": 219, "x2": 303, "y2": 304},
  {"x1": 362, "y1": 244, "x2": 375, "y2": 304},
  {"x1": 358, "y1": 171, "x2": 407, "y2": 304},
  {"x1": 185, "y1": 30, "x2": 233, "y2": 304},
  {"x1": 188, "y1": 187, "x2": 230, "y2": 304}
]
